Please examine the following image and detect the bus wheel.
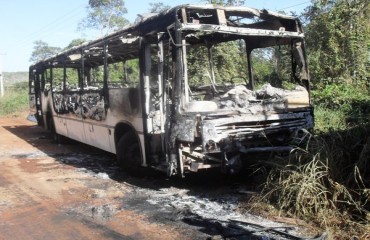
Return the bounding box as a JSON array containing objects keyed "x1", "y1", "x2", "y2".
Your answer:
[
  {"x1": 117, "y1": 131, "x2": 142, "y2": 175},
  {"x1": 47, "y1": 117, "x2": 58, "y2": 142},
  {"x1": 47, "y1": 116, "x2": 67, "y2": 144}
]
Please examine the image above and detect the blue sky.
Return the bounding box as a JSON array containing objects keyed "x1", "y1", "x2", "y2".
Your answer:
[{"x1": 0, "y1": 0, "x2": 310, "y2": 72}]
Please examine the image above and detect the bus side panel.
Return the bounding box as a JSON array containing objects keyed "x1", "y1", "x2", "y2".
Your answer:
[
  {"x1": 108, "y1": 88, "x2": 141, "y2": 118},
  {"x1": 108, "y1": 88, "x2": 145, "y2": 158},
  {"x1": 83, "y1": 120, "x2": 112, "y2": 153},
  {"x1": 54, "y1": 115, "x2": 68, "y2": 136},
  {"x1": 65, "y1": 117, "x2": 86, "y2": 144}
]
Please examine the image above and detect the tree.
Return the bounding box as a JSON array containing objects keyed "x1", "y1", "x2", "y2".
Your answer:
[
  {"x1": 29, "y1": 40, "x2": 62, "y2": 64},
  {"x1": 78, "y1": 0, "x2": 129, "y2": 36},
  {"x1": 64, "y1": 39, "x2": 87, "y2": 50},
  {"x1": 187, "y1": 40, "x2": 247, "y2": 87},
  {"x1": 303, "y1": 0, "x2": 369, "y2": 84},
  {"x1": 148, "y1": 2, "x2": 170, "y2": 13}
]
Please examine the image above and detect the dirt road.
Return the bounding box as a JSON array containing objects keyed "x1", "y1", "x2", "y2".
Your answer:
[
  {"x1": 0, "y1": 117, "x2": 199, "y2": 239},
  {"x1": 0, "y1": 116, "x2": 313, "y2": 240}
]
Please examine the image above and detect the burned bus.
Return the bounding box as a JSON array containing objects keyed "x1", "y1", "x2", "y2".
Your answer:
[{"x1": 29, "y1": 4, "x2": 313, "y2": 176}]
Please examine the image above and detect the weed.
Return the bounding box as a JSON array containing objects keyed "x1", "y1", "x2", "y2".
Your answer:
[{"x1": 251, "y1": 132, "x2": 370, "y2": 238}]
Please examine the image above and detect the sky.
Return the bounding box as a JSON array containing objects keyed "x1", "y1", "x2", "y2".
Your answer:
[{"x1": 0, "y1": 0, "x2": 311, "y2": 72}]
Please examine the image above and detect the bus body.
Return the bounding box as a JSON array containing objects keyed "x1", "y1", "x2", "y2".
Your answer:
[{"x1": 29, "y1": 4, "x2": 313, "y2": 176}]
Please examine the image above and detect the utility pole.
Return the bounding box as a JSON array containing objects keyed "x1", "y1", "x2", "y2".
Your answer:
[{"x1": 0, "y1": 54, "x2": 5, "y2": 97}]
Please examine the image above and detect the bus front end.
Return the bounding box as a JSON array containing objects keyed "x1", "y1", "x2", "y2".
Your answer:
[{"x1": 165, "y1": 5, "x2": 314, "y2": 176}]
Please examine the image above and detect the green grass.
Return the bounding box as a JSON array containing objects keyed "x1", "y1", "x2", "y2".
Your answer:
[{"x1": 0, "y1": 88, "x2": 29, "y2": 116}]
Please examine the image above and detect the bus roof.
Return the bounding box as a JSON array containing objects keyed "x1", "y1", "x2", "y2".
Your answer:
[{"x1": 30, "y1": 4, "x2": 300, "y2": 69}]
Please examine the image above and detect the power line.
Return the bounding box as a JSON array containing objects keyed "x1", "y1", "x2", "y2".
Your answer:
[
  {"x1": 278, "y1": 1, "x2": 311, "y2": 11},
  {"x1": 15, "y1": 12, "x2": 84, "y2": 48},
  {"x1": 12, "y1": 3, "x2": 86, "y2": 48}
]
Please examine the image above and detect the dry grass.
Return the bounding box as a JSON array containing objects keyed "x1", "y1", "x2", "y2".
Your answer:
[{"x1": 248, "y1": 128, "x2": 370, "y2": 239}]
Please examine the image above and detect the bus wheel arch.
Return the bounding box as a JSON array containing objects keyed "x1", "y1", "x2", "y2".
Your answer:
[{"x1": 114, "y1": 122, "x2": 135, "y2": 146}]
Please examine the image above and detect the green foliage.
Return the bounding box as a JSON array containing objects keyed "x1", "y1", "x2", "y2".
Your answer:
[
  {"x1": 124, "y1": 59, "x2": 139, "y2": 86},
  {"x1": 49, "y1": 68, "x2": 80, "y2": 89},
  {"x1": 252, "y1": 50, "x2": 273, "y2": 82},
  {"x1": 52, "y1": 68, "x2": 64, "y2": 87},
  {"x1": 66, "y1": 68, "x2": 79, "y2": 86},
  {"x1": 108, "y1": 62, "x2": 124, "y2": 82},
  {"x1": 0, "y1": 87, "x2": 29, "y2": 116},
  {"x1": 213, "y1": 41, "x2": 247, "y2": 83},
  {"x1": 252, "y1": 46, "x2": 292, "y2": 88},
  {"x1": 312, "y1": 83, "x2": 370, "y2": 130},
  {"x1": 29, "y1": 40, "x2": 62, "y2": 64},
  {"x1": 78, "y1": 0, "x2": 128, "y2": 35},
  {"x1": 314, "y1": 105, "x2": 347, "y2": 132},
  {"x1": 304, "y1": 0, "x2": 370, "y2": 84},
  {"x1": 91, "y1": 66, "x2": 104, "y2": 83},
  {"x1": 187, "y1": 40, "x2": 247, "y2": 87},
  {"x1": 107, "y1": 59, "x2": 139, "y2": 86},
  {"x1": 312, "y1": 83, "x2": 367, "y2": 109}
]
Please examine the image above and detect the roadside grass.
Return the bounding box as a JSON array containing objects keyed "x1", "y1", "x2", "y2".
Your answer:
[
  {"x1": 248, "y1": 83, "x2": 370, "y2": 239},
  {"x1": 0, "y1": 85, "x2": 29, "y2": 117},
  {"x1": 252, "y1": 132, "x2": 370, "y2": 238}
]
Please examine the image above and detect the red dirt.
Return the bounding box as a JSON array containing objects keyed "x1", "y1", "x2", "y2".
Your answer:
[{"x1": 0, "y1": 116, "x2": 187, "y2": 240}]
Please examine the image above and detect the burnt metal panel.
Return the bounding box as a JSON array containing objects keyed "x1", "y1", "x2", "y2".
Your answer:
[{"x1": 172, "y1": 117, "x2": 196, "y2": 142}]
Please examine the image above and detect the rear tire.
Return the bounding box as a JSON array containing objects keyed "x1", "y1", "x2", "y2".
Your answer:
[
  {"x1": 117, "y1": 131, "x2": 143, "y2": 176},
  {"x1": 48, "y1": 116, "x2": 67, "y2": 144}
]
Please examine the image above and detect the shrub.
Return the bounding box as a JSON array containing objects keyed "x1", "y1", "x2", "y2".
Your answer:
[{"x1": 312, "y1": 83, "x2": 370, "y2": 131}]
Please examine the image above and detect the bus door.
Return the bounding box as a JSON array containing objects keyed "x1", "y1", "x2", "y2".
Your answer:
[
  {"x1": 141, "y1": 35, "x2": 167, "y2": 165},
  {"x1": 28, "y1": 68, "x2": 42, "y2": 125}
]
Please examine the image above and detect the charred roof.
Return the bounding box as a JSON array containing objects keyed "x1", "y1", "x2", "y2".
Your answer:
[{"x1": 30, "y1": 4, "x2": 302, "y2": 70}]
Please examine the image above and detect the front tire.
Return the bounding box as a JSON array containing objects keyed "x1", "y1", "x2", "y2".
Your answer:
[{"x1": 117, "y1": 131, "x2": 143, "y2": 175}]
